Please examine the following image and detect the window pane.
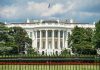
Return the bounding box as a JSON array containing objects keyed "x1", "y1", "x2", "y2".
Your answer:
[
  {"x1": 37, "y1": 31, "x2": 40, "y2": 38},
  {"x1": 30, "y1": 32, "x2": 32, "y2": 37},
  {"x1": 37, "y1": 41, "x2": 40, "y2": 49},
  {"x1": 55, "y1": 41, "x2": 58, "y2": 49},
  {"x1": 42, "y1": 30, "x2": 45, "y2": 37},
  {"x1": 60, "y1": 41, "x2": 63, "y2": 49},
  {"x1": 48, "y1": 30, "x2": 52, "y2": 37},
  {"x1": 60, "y1": 31, "x2": 63, "y2": 38},
  {"x1": 42, "y1": 41, "x2": 45, "y2": 49},
  {"x1": 54, "y1": 30, "x2": 58, "y2": 37}
]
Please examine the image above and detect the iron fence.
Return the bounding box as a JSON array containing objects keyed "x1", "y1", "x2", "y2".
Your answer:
[{"x1": 0, "y1": 54, "x2": 100, "y2": 70}]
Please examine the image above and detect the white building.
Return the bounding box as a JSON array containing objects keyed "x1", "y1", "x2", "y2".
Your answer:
[{"x1": 6, "y1": 19, "x2": 95, "y2": 55}]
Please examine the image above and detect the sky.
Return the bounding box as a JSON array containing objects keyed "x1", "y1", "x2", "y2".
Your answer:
[{"x1": 0, "y1": 0, "x2": 100, "y2": 23}]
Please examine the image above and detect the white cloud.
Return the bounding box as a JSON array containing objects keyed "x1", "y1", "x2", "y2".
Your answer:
[
  {"x1": 0, "y1": 0, "x2": 100, "y2": 22},
  {"x1": 79, "y1": 12, "x2": 100, "y2": 17},
  {"x1": 41, "y1": 4, "x2": 65, "y2": 17},
  {"x1": 27, "y1": 2, "x2": 48, "y2": 15},
  {"x1": 27, "y1": 2, "x2": 66, "y2": 17},
  {"x1": 0, "y1": 6, "x2": 18, "y2": 18}
]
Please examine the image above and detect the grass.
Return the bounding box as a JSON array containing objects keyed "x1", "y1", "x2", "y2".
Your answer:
[{"x1": 0, "y1": 65, "x2": 99, "y2": 70}]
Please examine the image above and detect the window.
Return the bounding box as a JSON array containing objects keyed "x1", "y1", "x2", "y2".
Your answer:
[
  {"x1": 37, "y1": 31, "x2": 40, "y2": 38},
  {"x1": 60, "y1": 41, "x2": 63, "y2": 49},
  {"x1": 42, "y1": 30, "x2": 45, "y2": 37},
  {"x1": 55, "y1": 41, "x2": 58, "y2": 49},
  {"x1": 48, "y1": 30, "x2": 52, "y2": 37},
  {"x1": 54, "y1": 30, "x2": 58, "y2": 37},
  {"x1": 68, "y1": 32, "x2": 70, "y2": 38},
  {"x1": 30, "y1": 32, "x2": 32, "y2": 37},
  {"x1": 37, "y1": 42, "x2": 40, "y2": 49},
  {"x1": 60, "y1": 31, "x2": 63, "y2": 38},
  {"x1": 42, "y1": 41, "x2": 45, "y2": 49}
]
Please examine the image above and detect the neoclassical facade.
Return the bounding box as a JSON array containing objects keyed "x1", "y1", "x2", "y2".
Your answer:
[{"x1": 6, "y1": 19, "x2": 95, "y2": 55}]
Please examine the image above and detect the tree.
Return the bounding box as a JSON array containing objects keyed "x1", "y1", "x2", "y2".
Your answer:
[
  {"x1": 9, "y1": 27, "x2": 32, "y2": 54},
  {"x1": 94, "y1": 20, "x2": 100, "y2": 49},
  {"x1": 0, "y1": 22, "x2": 32, "y2": 55},
  {"x1": 0, "y1": 22, "x2": 8, "y2": 42},
  {"x1": 0, "y1": 22, "x2": 16, "y2": 55},
  {"x1": 69, "y1": 26, "x2": 94, "y2": 54}
]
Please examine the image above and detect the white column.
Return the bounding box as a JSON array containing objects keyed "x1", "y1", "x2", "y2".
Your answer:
[
  {"x1": 52, "y1": 30, "x2": 54, "y2": 49},
  {"x1": 46, "y1": 30, "x2": 48, "y2": 49},
  {"x1": 32, "y1": 31, "x2": 35, "y2": 49},
  {"x1": 40, "y1": 30, "x2": 42, "y2": 49},
  {"x1": 63, "y1": 30, "x2": 65, "y2": 49},
  {"x1": 65, "y1": 31, "x2": 68, "y2": 48},
  {"x1": 36, "y1": 30, "x2": 37, "y2": 49},
  {"x1": 58, "y1": 30, "x2": 60, "y2": 49}
]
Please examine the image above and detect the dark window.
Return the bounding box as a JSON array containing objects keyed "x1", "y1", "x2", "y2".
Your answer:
[
  {"x1": 48, "y1": 30, "x2": 52, "y2": 37},
  {"x1": 30, "y1": 32, "x2": 32, "y2": 37},
  {"x1": 37, "y1": 42, "x2": 40, "y2": 49},
  {"x1": 42, "y1": 41, "x2": 45, "y2": 49},
  {"x1": 60, "y1": 41, "x2": 63, "y2": 49},
  {"x1": 37, "y1": 31, "x2": 40, "y2": 38},
  {"x1": 60, "y1": 31, "x2": 63, "y2": 38},
  {"x1": 42, "y1": 30, "x2": 45, "y2": 37},
  {"x1": 54, "y1": 30, "x2": 58, "y2": 37},
  {"x1": 55, "y1": 41, "x2": 58, "y2": 49},
  {"x1": 68, "y1": 32, "x2": 70, "y2": 38}
]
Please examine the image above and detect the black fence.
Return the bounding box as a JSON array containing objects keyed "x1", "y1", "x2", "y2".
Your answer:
[{"x1": 0, "y1": 54, "x2": 100, "y2": 70}]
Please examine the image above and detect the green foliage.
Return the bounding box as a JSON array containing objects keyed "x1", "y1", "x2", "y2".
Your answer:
[
  {"x1": 8, "y1": 27, "x2": 32, "y2": 54},
  {"x1": 27, "y1": 48, "x2": 38, "y2": 55},
  {"x1": 0, "y1": 22, "x2": 32, "y2": 55},
  {"x1": 69, "y1": 26, "x2": 94, "y2": 54},
  {"x1": 94, "y1": 20, "x2": 100, "y2": 48},
  {"x1": 60, "y1": 49, "x2": 70, "y2": 56}
]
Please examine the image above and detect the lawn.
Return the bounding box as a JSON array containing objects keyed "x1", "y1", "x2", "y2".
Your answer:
[{"x1": 0, "y1": 65, "x2": 99, "y2": 70}]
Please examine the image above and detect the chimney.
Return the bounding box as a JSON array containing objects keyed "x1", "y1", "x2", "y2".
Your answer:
[
  {"x1": 4, "y1": 21, "x2": 7, "y2": 24},
  {"x1": 70, "y1": 19, "x2": 73, "y2": 23},
  {"x1": 27, "y1": 18, "x2": 30, "y2": 23},
  {"x1": 40, "y1": 19, "x2": 43, "y2": 23},
  {"x1": 57, "y1": 19, "x2": 59, "y2": 23},
  {"x1": 93, "y1": 21, "x2": 95, "y2": 25}
]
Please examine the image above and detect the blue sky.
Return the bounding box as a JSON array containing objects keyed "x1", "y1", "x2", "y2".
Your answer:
[{"x1": 0, "y1": 0, "x2": 100, "y2": 23}]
